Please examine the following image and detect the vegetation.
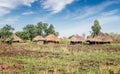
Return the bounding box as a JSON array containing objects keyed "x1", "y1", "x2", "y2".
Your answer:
[
  {"x1": 0, "y1": 43, "x2": 120, "y2": 73},
  {"x1": 91, "y1": 20, "x2": 101, "y2": 37},
  {"x1": 0, "y1": 25, "x2": 14, "y2": 42},
  {"x1": 0, "y1": 19, "x2": 120, "y2": 74},
  {"x1": 15, "y1": 22, "x2": 58, "y2": 41},
  {"x1": 0, "y1": 22, "x2": 58, "y2": 42}
]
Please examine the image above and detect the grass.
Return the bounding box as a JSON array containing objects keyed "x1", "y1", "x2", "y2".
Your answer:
[{"x1": 0, "y1": 43, "x2": 120, "y2": 73}]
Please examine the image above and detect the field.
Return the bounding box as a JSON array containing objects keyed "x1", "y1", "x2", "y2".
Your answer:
[{"x1": 0, "y1": 43, "x2": 120, "y2": 74}]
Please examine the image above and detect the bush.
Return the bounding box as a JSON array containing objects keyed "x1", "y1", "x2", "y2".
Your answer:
[{"x1": 60, "y1": 38, "x2": 69, "y2": 44}]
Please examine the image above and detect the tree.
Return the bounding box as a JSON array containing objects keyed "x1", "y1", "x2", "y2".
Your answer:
[
  {"x1": 23, "y1": 24, "x2": 37, "y2": 41},
  {"x1": 46, "y1": 24, "x2": 59, "y2": 36},
  {"x1": 36, "y1": 22, "x2": 48, "y2": 37},
  {"x1": 0, "y1": 25, "x2": 14, "y2": 41},
  {"x1": 15, "y1": 31, "x2": 29, "y2": 40},
  {"x1": 36, "y1": 22, "x2": 59, "y2": 37},
  {"x1": 91, "y1": 20, "x2": 101, "y2": 37},
  {"x1": 68, "y1": 35, "x2": 74, "y2": 39}
]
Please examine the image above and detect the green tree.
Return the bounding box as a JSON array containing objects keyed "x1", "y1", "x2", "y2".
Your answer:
[
  {"x1": 23, "y1": 24, "x2": 37, "y2": 41},
  {"x1": 15, "y1": 31, "x2": 29, "y2": 40},
  {"x1": 68, "y1": 35, "x2": 74, "y2": 39},
  {"x1": 47, "y1": 24, "x2": 59, "y2": 36},
  {"x1": 0, "y1": 25, "x2": 14, "y2": 41},
  {"x1": 91, "y1": 20, "x2": 101, "y2": 37},
  {"x1": 36, "y1": 22, "x2": 59, "y2": 37},
  {"x1": 36, "y1": 22, "x2": 48, "y2": 37}
]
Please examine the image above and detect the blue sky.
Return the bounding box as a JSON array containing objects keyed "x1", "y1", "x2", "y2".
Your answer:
[{"x1": 0, "y1": 0, "x2": 120, "y2": 37}]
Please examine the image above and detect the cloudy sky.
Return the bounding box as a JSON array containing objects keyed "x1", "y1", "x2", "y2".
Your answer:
[{"x1": 0, "y1": 0, "x2": 120, "y2": 37}]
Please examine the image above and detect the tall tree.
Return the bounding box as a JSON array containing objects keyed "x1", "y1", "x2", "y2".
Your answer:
[
  {"x1": 15, "y1": 31, "x2": 29, "y2": 40},
  {"x1": 91, "y1": 20, "x2": 101, "y2": 37},
  {"x1": 47, "y1": 24, "x2": 59, "y2": 36},
  {"x1": 36, "y1": 22, "x2": 58, "y2": 37},
  {"x1": 0, "y1": 25, "x2": 14, "y2": 40},
  {"x1": 36, "y1": 22, "x2": 48, "y2": 37},
  {"x1": 23, "y1": 24, "x2": 37, "y2": 41}
]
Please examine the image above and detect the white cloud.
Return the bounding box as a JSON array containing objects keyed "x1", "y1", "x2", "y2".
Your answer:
[
  {"x1": 100, "y1": 9, "x2": 119, "y2": 16},
  {"x1": 59, "y1": 9, "x2": 120, "y2": 37},
  {"x1": 0, "y1": 16, "x2": 19, "y2": 26},
  {"x1": 22, "y1": 11, "x2": 35, "y2": 15},
  {"x1": 41, "y1": 0, "x2": 74, "y2": 13},
  {"x1": 0, "y1": 0, "x2": 36, "y2": 16},
  {"x1": 57, "y1": 0, "x2": 120, "y2": 37},
  {"x1": 73, "y1": 0, "x2": 119, "y2": 20}
]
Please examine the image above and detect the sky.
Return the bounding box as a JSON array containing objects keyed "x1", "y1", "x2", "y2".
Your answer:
[{"x1": 0, "y1": 0, "x2": 120, "y2": 37}]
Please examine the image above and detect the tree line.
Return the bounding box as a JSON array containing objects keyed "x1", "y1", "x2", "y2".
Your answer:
[
  {"x1": 0, "y1": 22, "x2": 59, "y2": 42},
  {"x1": 0, "y1": 19, "x2": 114, "y2": 43}
]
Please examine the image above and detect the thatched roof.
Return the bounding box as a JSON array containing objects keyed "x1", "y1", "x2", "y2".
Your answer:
[
  {"x1": 102, "y1": 36, "x2": 113, "y2": 42},
  {"x1": 70, "y1": 35, "x2": 85, "y2": 42},
  {"x1": 87, "y1": 35, "x2": 113, "y2": 42},
  {"x1": 111, "y1": 34, "x2": 120, "y2": 41},
  {"x1": 45, "y1": 34, "x2": 59, "y2": 42},
  {"x1": 87, "y1": 37, "x2": 101, "y2": 42},
  {"x1": 13, "y1": 34, "x2": 23, "y2": 42},
  {"x1": 33, "y1": 36, "x2": 45, "y2": 42}
]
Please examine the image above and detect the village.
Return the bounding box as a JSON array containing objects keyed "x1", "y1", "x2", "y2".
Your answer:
[
  {"x1": 0, "y1": 20, "x2": 120, "y2": 74},
  {"x1": 5, "y1": 32, "x2": 115, "y2": 45},
  {"x1": 0, "y1": 0, "x2": 120, "y2": 74}
]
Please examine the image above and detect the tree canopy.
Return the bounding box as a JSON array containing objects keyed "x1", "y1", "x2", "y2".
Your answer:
[
  {"x1": 0, "y1": 25, "x2": 14, "y2": 41},
  {"x1": 0, "y1": 22, "x2": 58, "y2": 42},
  {"x1": 15, "y1": 22, "x2": 59, "y2": 41},
  {"x1": 23, "y1": 24, "x2": 37, "y2": 41},
  {"x1": 91, "y1": 20, "x2": 101, "y2": 37}
]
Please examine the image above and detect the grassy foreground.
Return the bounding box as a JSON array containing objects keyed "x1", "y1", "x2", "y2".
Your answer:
[{"x1": 0, "y1": 43, "x2": 120, "y2": 74}]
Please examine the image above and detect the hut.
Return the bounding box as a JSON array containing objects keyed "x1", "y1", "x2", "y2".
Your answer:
[
  {"x1": 44, "y1": 34, "x2": 59, "y2": 44},
  {"x1": 70, "y1": 35, "x2": 85, "y2": 45},
  {"x1": 87, "y1": 37, "x2": 99, "y2": 44},
  {"x1": 33, "y1": 36, "x2": 45, "y2": 44},
  {"x1": 5, "y1": 34, "x2": 23, "y2": 44},
  {"x1": 12, "y1": 34, "x2": 23, "y2": 42},
  {"x1": 111, "y1": 34, "x2": 120, "y2": 43},
  {"x1": 100, "y1": 36, "x2": 113, "y2": 44},
  {"x1": 87, "y1": 35, "x2": 113, "y2": 44}
]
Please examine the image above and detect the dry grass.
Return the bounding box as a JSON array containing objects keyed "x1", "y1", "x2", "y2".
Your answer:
[{"x1": 0, "y1": 43, "x2": 120, "y2": 73}]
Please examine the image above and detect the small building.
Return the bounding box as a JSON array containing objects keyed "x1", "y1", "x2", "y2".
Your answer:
[
  {"x1": 100, "y1": 36, "x2": 113, "y2": 44},
  {"x1": 5, "y1": 34, "x2": 23, "y2": 44},
  {"x1": 70, "y1": 35, "x2": 85, "y2": 45},
  {"x1": 33, "y1": 35, "x2": 45, "y2": 44},
  {"x1": 44, "y1": 34, "x2": 59, "y2": 44},
  {"x1": 87, "y1": 35, "x2": 113, "y2": 44},
  {"x1": 111, "y1": 34, "x2": 120, "y2": 43},
  {"x1": 12, "y1": 34, "x2": 23, "y2": 42}
]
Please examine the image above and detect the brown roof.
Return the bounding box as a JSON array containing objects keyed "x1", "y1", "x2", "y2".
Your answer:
[
  {"x1": 13, "y1": 34, "x2": 23, "y2": 42},
  {"x1": 70, "y1": 35, "x2": 85, "y2": 42},
  {"x1": 45, "y1": 34, "x2": 59, "y2": 42},
  {"x1": 33, "y1": 36, "x2": 45, "y2": 41},
  {"x1": 101, "y1": 36, "x2": 113, "y2": 42},
  {"x1": 87, "y1": 37, "x2": 101, "y2": 42},
  {"x1": 111, "y1": 34, "x2": 120, "y2": 41},
  {"x1": 87, "y1": 35, "x2": 113, "y2": 42}
]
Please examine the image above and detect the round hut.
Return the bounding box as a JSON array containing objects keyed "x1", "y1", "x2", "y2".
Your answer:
[
  {"x1": 13, "y1": 34, "x2": 23, "y2": 42},
  {"x1": 70, "y1": 35, "x2": 85, "y2": 45},
  {"x1": 111, "y1": 34, "x2": 120, "y2": 43},
  {"x1": 33, "y1": 35, "x2": 45, "y2": 44},
  {"x1": 87, "y1": 35, "x2": 113, "y2": 44},
  {"x1": 87, "y1": 37, "x2": 98, "y2": 44},
  {"x1": 44, "y1": 34, "x2": 59, "y2": 44},
  {"x1": 100, "y1": 36, "x2": 113, "y2": 44}
]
